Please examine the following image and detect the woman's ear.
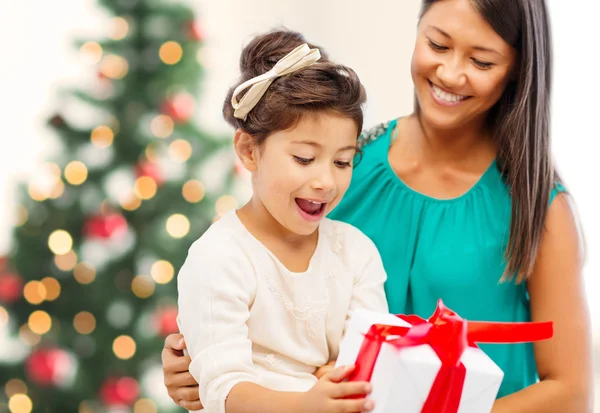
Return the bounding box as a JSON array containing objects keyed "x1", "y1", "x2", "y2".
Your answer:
[{"x1": 234, "y1": 129, "x2": 259, "y2": 172}]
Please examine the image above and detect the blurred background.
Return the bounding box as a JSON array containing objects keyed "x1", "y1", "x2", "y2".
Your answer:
[{"x1": 0, "y1": 0, "x2": 598, "y2": 412}]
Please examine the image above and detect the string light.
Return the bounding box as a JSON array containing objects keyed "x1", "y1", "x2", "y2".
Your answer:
[
  {"x1": 23, "y1": 281, "x2": 46, "y2": 305},
  {"x1": 182, "y1": 180, "x2": 205, "y2": 203},
  {"x1": 113, "y1": 335, "x2": 136, "y2": 359},
  {"x1": 215, "y1": 195, "x2": 238, "y2": 216},
  {"x1": 166, "y1": 214, "x2": 190, "y2": 238},
  {"x1": 134, "y1": 399, "x2": 157, "y2": 413},
  {"x1": 28, "y1": 310, "x2": 52, "y2": 335},
  {"x1": 48, "y1": 230, "x2": 73, "y2": 255},
  {"x1": 110, "y1": 17, "x2": 129, "y2": 40},
  {"x1": 168, "y1": 139, "x2": 192, "y2": 162},
  {"x1": 0, "y1": 306, "x2": 8, "y2": 328},
  {"x1": 150, "y1": 260, "x2": 174, "y2": 284},
  {"x1": 49, "y1": 181, "x2": 65, "y2": 199},
  {"x1": 54, "y1": 250, "x2": 78, "y2": 271},
  {"x1": 74, "y1": 312, "x2": 96, "y2": 335},
  {"x1": 41, "y1": 277, "x2": 61, "y2": 301},
  {"x1": 4, "y1": 379, "x2": 27, "y2": 398},
  {"x1": 131, "y1": 275, "x2": 155, "y2": 298},
  {"x1": 73, "y1": 262, "x2": 96, "y2": 285},
  {"x1": 120, "y1": 193, "x2": 142, "y2": 211},
  {"x1": 134, "y1": 177, "x2": 157, "y2": 200},
  {"x1": 150, "y1": 115, "x2": 174, "y2": 138},
  {"x1": 80, "y1": 42, "x2": 103, "y2": 64},
  {"x1": 100, "y1": 54, "x2": 129, "y2": 79},
  {"x1": 64, "y1": 161, "x2": 88, "y2": 185},
  {"x1": 91, "y1": 126, "x2": 114, "y2": 148},
  {"x1": 159, "y1": 41, "x2": 183, "y2": 65},
  {"x1": 16, "y1": 205, "x2": 28, "y2": 226},
  {"x1": 8, "y1": 393, "x2": 32, "y2": 413},
  {"x1": 18, "y1": 324, "x2": 40, "y2": 346}
]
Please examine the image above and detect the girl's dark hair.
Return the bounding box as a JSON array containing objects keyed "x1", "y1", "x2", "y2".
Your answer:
[
  {"x1": 419, "y1": 0, "x2": 558, "y2": 282},
  {"x1": 223, "y1": 29, "x2": 367, "y2": 145}
]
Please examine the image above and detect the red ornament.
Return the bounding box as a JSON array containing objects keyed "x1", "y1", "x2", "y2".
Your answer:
[
  {"x1": 49, "y1": 114, "x2": 65, "y2": 128},
  {"x1": 135, "y1": 160, "x2": 164, "y2": 186},
  {"x1": 0, "y1": 271, "x2": 24, "y2": 303},
  {"x1": 99, "y1": 376, "x2": 139, "y2": 407},
  {"x1": 84, "y1": 213, "x2": 128, "y2": 240},
  {"x1": 154, "y1": 306, "x2": 179, "y2": 337},
  {"x1": 186, "y1": 20, "x2": 205, "y2": 41},
  {"x1": 160, "y1": 93, "x2": 195, "y2": 123},
  {"x1": 26, "y1": 348, "x2": 74, "y2": 387}
]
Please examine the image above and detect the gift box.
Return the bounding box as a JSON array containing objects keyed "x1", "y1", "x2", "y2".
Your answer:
[{"x1": 336, "y1": 300, "x2": 553, "y2": 413}]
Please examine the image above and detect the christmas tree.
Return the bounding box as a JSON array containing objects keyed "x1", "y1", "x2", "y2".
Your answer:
[{"x1": 0, "y1": 0, "x2": 238, "y2": 412}]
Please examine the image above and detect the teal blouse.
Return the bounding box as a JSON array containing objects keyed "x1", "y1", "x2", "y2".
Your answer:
[{"x1": 329, "y1": 119, "x2": 563, "y2": 398}]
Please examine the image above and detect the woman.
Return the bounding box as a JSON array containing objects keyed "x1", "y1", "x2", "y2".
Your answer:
[{"x1": 162, "y1": 0, "x2": 593, "y2": 411}]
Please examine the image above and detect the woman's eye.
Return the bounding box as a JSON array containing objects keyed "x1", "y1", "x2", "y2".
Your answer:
[
  {"x1": 472, "y1": 58, "x2": 494, "y2": 69},
  {"x1": 293, "y1": 156, "x2": 313, "y2": 165},
  {"x1": 428, "y1": 40, "x2": 448, "y2": 51}
]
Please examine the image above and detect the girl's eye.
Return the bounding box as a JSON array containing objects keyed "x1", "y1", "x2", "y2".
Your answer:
[
  {"x1": 293, "y1": 156, "x2": 313, "y2": 165},
  {"x1": 335, "y1": 161, "x2": 352, "y2": 168},
  {"x1": 428, "y1": 40, "x2": 448, "y2": 51},
  {"x1": 472, "y1": 58, "x2": 494, "y2": 69}
]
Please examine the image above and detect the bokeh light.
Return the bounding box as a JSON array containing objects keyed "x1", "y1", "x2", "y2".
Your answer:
[
  {"x1": 0, "y1": 306, "x2": 8, "y2": 328},
  {"x1": 8, "y1": 393, "x2": 32, "y2": 413},
  {"x1": 80, "y1": 42, "x2": 103, "y2": 64},
  {"x1": 110, "y1": 17, "x2": 129, "y2": 40},
  {"x1": 134, "y1": 398, "x2": 157, "y2": 413},
  {"x1": 150, "y1": 260, "x2": 174, "y2": 284},
  {"x1": 28, "y1": 310, "x2": 52, "y2": 335},
  {"x1": 131, "y1": 275, "x2": 155, "y2": 299},
  {"x1": 48, "y1": 230, "x2": 73, "y2": 255},
  {"x1": 182, "y1": 180, "x2": 205, "y2": 203},
  {"x1": 74, "y1": 312, "x2": 96, "y2": 335},
  {"x1": 168, "y1": 139, "x2": 193, "y2": 162},
  {"x1": 150, "y1": 115, "x2": 174, "y2": 138},
  {"x1": 134, "y1": 177, "x2": 157, "y2": 200},
  {"x1": 41, "y1": 277, "x2": 61, "y2": 301},
  {"x1": 23, "y1": 281, "x2": 47, "y2": 305},
  {"x1": 4, "y1": 379, "x2": 27, "y2": 398},
  {"x1": 113, "y1": 335, "x2": 136, "y2": 359},
  {"x1": 91, "y1": 126, "x2": 114, "y2": 148},
  {"x1": 54, "y1": 250, "x2": 78, "y2": 271},
  {"x1": 159, "y1": 41, "x2": 183, "y2": 65},
  {"x1": 120, "y1": 193, "x2": 142, "y2": 211},
  {"x1": 100, "y1": 54, "x2": 129, "y2": 79},
  {"x1": 64, "y1": 161, "x2": 88, "y2": 185},
  {"x1": 165, "y1": 214, "x2": 190, "y2": 238},
  {"x1": 73, "y1": 262, "x2": 97, "y2": 285},
  {"x1": 216, "y1": 195, "x2": 238, "y2": 216}
]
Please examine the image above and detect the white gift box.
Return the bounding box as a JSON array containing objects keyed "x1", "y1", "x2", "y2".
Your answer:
[{"x1": 336, "y1": 309, "x2": 504, "y2": 413}]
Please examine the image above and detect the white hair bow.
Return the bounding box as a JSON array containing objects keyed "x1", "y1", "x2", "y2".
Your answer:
[{"x1": 231, "y1": 43, "x2": 321, "y2": 120}]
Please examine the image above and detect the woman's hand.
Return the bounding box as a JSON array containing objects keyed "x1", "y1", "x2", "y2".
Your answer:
[
  {"x1": 303, "y1": 364, "x2": 375, "y2": 413},
  {"x1": 161, "y1": 334, "x2": 203, "y2": 410}
]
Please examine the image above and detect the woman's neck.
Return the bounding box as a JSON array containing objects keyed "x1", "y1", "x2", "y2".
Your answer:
[{"x1": 410, "y1": 112, "x2": 495, "y2": 165}]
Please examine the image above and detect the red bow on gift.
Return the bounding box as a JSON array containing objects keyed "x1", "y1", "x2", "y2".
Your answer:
[{"x1": 349, "y1": 300, "x2": 553, "y2": 413}]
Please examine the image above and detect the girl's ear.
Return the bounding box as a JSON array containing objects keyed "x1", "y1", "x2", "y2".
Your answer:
[{"x1": 234, "y1": 129, "x2": 259, "y2": 172}]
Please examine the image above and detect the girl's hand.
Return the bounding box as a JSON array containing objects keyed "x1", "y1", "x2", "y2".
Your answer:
[
  {"x1": 313, "y1": 360, "x2": 336, "y2": 379},
  {"x1": 161, "y1": 334, "x2": 203, "y2": 410},
  {"x1": 304, "y1": 364, "x2": 374, "y2": 413}
]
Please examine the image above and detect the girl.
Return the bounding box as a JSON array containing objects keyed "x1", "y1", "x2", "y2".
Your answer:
[
  {"x1": 166, "y1": 0, "x2": 593, "y2": 412},
  {"x1": 176, "y1": 29, "x2": 389, "y2": 413}
]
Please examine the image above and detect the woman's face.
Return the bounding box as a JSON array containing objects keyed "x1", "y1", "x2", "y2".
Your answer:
[{"x1": 411, "y1": 0, "x2": 518, "y2": 131}]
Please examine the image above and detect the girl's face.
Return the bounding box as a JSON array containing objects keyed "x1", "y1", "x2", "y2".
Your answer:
[
  {"x1": 239, "y1": 112, "x2": 358, "y2": 236},
  {"x1": 411, "y1": 0, "x2": 518, "y2": 131}
]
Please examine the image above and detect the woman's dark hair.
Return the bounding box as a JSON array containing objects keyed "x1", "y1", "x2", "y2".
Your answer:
[
  {"x1": 223, "y1": 29, "x2": 367, "y2": 145},
  {"x1": 419, "y1": 0, "x2": 558, "y2": 282}
]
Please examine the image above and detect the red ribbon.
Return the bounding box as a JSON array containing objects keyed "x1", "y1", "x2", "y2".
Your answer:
[{"x1": 348, "y1": 300, "x2": 553, "y2": 413}]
